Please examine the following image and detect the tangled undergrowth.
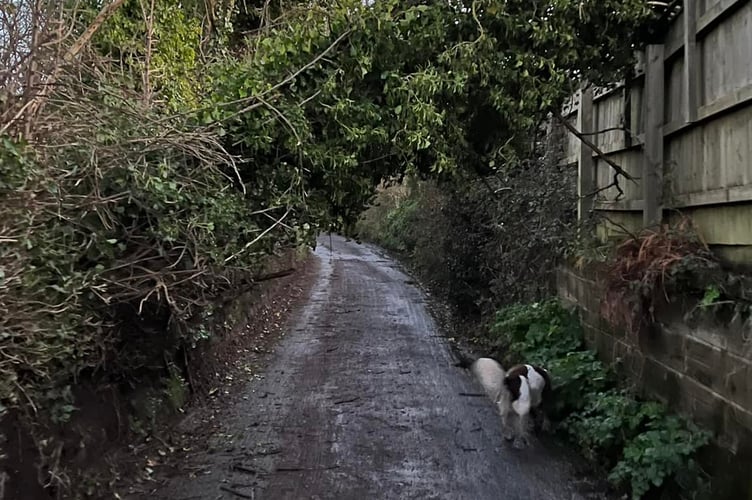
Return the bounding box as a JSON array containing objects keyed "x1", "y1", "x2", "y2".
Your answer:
[
  {"x1": 600, "y1": 218, "x2": 720, "y2": 337},
  {"x1": 491, "y1": 300, "x2": 712, "y2": 500},
  {"x1": 355, "y1": 154, "x2": 577, "y2": 319},
  {"x1": 0, "y1": 59, "x2": 301, "y2": 496}
]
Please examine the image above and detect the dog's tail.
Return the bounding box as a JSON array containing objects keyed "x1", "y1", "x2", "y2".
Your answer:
[{"x1": 470, "y1": 357, "x2": 507, "y2": 401}]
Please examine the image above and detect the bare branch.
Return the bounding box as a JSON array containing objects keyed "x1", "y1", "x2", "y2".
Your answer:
[
  {"x1": 583, "y1": 171, "x2": 625, "y2": 201},
  {"x1": 577, "y1": 126, "x2": 640, "y2": 141},
  {"x1": 224, "y1": 208, "x2": 292, "y2": 263},
  {"x1": 553, "y1": 110, "x2": 637, "y2": 183},
  {"x1": 140, "y1": 0, "x2": 157, "y2": 106},
  {"x1": 7, "y1": 0, "x2": 127, "y2": 134}
]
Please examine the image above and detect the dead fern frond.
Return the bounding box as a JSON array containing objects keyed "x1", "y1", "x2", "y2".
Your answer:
[{"x1": 600, "y1": 217, "x2": 717, "y2": 339}]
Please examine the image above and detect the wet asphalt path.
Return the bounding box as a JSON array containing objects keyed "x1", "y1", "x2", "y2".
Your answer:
[{"x1": 150, "y1": 235, "x2": 595, "y2": 500}]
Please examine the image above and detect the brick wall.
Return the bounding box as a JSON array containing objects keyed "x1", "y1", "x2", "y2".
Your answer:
[{"x1": 557, "y1": 265, "x2": 752, "y2": 498}]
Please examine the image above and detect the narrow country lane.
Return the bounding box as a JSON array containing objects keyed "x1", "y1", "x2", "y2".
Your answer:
[{"x1": 147, "y1": 235, "x2": 601, "y2": 500}]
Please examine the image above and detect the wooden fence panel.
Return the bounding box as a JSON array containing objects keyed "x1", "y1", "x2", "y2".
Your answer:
[
  {"x1": 549, "y1": 0, "x2": 752, "y2": 262},
  {"x1": 665, "y1": 56, "x2": 687, "y2": 125},
  {"x1": 594, "y1": 92, "x2": 627, "y2": 153},
  {"x1": 699, "y1": 2, "x2": 752, "y2": 106}
]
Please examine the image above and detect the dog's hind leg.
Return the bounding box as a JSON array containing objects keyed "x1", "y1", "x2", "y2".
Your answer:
[
  {"x1": 511, "y1": 378, "x2": 532, "y2": 449},
  {"x1": 531, "y1": 408, "x2": 551, "y2": 433},
  {"x1": 530, "y1": 407, "x2": 546, "y2": 433},
  {"x1": 513, "y1": 412, "x2": 531, "y2": 449},
  {"x1": 498, "y1": 402, "x2": 514, "y2": 441}
]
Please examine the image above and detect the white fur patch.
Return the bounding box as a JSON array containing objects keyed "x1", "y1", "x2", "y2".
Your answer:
[
  {"x1": 511, "y1": 375, "x2": 531, "y2": 415},
  {"x1": 524, "y1": 364, "x2": 547, "y2": 408}
]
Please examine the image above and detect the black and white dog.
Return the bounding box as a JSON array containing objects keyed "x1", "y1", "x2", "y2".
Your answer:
[{"x1": 470, "y1": 357, "x2": 551, "y2": 449}]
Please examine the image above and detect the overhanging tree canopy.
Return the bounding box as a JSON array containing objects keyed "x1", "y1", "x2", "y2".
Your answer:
[{"x1": 208, "y1": 0, "x2": 656, "y2": 228}]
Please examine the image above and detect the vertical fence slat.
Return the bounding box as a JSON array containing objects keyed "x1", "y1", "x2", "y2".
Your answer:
[
  {"x1": 644, "y1": 45, "x2": 665, "y2": 228},
  {"x1": 577, "y1": 86, "x2": 596, "y2": 220},
  {"x1": 684, "y1": 0, "x2": 700, "y2": 122}
]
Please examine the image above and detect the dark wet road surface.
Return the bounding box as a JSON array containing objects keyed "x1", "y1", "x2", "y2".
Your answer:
[{"x1": 149, "y1": 235, "x2": 599, "y2": 500}]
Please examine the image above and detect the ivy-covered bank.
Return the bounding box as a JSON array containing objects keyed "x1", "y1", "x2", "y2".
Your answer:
[{"x1": 489, "y1": 300, "x2": 711, "y2": 500}]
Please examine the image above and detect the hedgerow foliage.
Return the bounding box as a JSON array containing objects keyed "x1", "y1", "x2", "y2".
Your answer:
[{"x1": 1, "y1": 0, "x2": 656, "y2": 491}]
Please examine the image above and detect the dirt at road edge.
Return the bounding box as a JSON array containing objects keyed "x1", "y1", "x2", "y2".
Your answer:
[{"x1": 114, "y1": 253, "x2": 321, "y2": 498}]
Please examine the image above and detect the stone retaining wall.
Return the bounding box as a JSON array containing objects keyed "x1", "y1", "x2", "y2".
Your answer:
[{"x1": 557, "y1": 265, "x2": 752, "y2": 498}]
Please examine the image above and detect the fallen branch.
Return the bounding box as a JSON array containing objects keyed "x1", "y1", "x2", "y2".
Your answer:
[
  {"x1": 458, "y1": 392, "x2": 486, "y2": 397},
  {"x1": 232, "y1": 464, "x2": 258, "y2": 475},
  {"x1": 553, "y1": 111, "x2": 637, "y2": 183},
  {"x1": 219, "y1": 485, "x2": 254, "y2": 499},
  {"x1": 275, "y1": 465, "x2": 340, "y2": 472},
  {"x1": 252, "y1": 268, "x2": 297, "y2": 283},
  {"x1": 157, "y1": 29, "x2": 353, "y2": 125},
  {"x1": 333, "y1": 396, "x2": 360, "y2": 404}
]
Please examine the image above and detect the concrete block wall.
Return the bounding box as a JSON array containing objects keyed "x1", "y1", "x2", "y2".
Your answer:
[{"x1": 557, "y1": 265, "x2": 752, "y2": 498}]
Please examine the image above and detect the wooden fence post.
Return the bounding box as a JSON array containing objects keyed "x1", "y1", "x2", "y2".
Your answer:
[
  {"x1": 643, "y1": 44, "x2": 665, "y2": 228},
  {"x1": 577, "y1": 85, "x2": 596, "y2": 221}
]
